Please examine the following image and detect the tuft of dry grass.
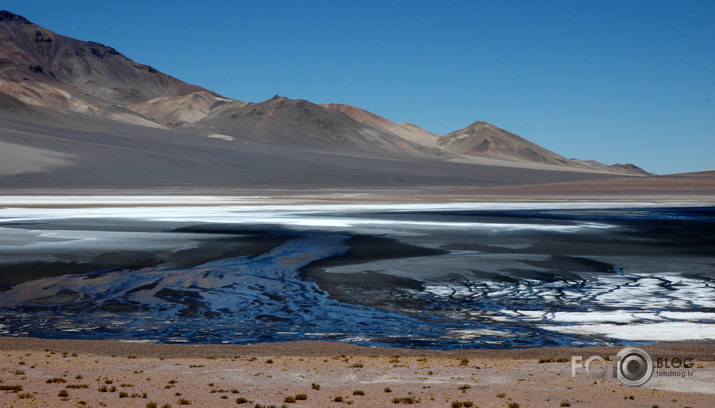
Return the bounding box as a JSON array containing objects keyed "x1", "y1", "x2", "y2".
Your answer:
[
  {"x1": 392, "y1": 396, "x2": 419, "y2": 404},
  {"x1": 0, "y1": 384, "x2": 23, "y2": 392}
]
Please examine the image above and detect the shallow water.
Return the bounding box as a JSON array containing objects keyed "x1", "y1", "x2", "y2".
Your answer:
[{"x1": 0, "y1": 204, "x2": 713, "y2": 348}]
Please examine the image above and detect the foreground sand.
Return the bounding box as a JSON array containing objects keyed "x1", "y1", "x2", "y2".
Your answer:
[{"x1": 1, "y1": 339, "x2": 714, "y2": 408}]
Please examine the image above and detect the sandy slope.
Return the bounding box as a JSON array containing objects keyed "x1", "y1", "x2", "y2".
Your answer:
[
  {"x1": 321, "y1": 103, "x2": 441, "y2": 147},
  {"x1": 0, "y1": 140, "x2": 73, "y2": 176},
  {"x1": 125, "y1": 92, "x2": 243, "y2": 127},
  {"x1": 0, "y1": 107, "x2": 626, "y2": 190}
]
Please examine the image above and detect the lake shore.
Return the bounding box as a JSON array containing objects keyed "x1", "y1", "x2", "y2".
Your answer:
[
  {"x1": 1, "y1": 337, "x2": 714, "y2": 408},
  {"x1": 1, "y1": 175, "x2": 715, "y2": 208}
]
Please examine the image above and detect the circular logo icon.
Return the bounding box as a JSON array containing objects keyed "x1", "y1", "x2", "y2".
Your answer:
[{"x1": 616, "y1": 347, "x2": 653, "y2": 387}]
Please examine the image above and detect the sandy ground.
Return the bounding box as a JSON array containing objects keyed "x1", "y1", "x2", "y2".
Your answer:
[
  {"x1": 0, "y1": 186, "x2": 714, "y2": 209},
  {"x1": 1, "y1": 338, "x2": 714, "y2": 408},
  {"x1": 1, "y1": 170, "x2": 715, "y2": 207}
]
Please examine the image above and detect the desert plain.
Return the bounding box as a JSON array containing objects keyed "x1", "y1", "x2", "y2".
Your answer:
[{"x1": 1, "y1": 338, "x2": 715, "y2": 408}]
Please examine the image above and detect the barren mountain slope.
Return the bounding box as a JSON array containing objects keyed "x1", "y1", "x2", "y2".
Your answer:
[
  {"x1": 0, "y1": 10, "x2": 217, "y2": 113},
  {"x1": 438, "y1": 121, "x2": 574, "y2": 166},
  {"x1": 192, "y1": 96, "x2": 447, "y2": 157},
  {"x1": 0, "y1": 107, "x2": 624, "y2": 190},
  {"x1": 321, "y1": 103, "x2": 441, "y2": 147},
  {"x1": 125, "y1": 91, "x2": 243, "y2": 128},
  {"x1": 0, "y1": 10, "x2": 651, "y2": 185}
]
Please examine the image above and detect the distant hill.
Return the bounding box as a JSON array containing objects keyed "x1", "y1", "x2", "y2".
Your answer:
[
  {"x1": 189, "y1": 95, "x2": 445, "y2": 157},
  {"x1": 438, "y1": 121, "x2": 648, "y2": 175},
  {"x1": 438, "y1": 121, "x2": 573, "y2": 166}
]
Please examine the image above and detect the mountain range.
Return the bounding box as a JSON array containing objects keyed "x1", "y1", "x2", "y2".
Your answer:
[{"x1": 0, "y1": 10, "x2": 678, "y2": 194}]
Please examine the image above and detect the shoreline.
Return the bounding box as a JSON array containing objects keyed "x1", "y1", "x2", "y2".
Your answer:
[
  {"x1": 1, "y1": 336, "x2": 715, "y2": 360},
  {"x1": 1, "y1": 337, "x2": 714, "y2": 408},
  {"x1": 0, "y1": 178, "x2": 714, "y2": 209},
  {"x1": 0, "y1": 194, "x2": 713, "y2": 209}
]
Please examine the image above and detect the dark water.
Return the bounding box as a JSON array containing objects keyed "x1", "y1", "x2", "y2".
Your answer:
[{"x1": 0, "y1": 205, "x2": 713, "y2": 349}]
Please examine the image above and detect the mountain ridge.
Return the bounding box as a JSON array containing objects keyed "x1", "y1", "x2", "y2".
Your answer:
[
  {"x1": 0, "y1": 10, "x2": 651, "y2": 179},
  {"x1": 188, "y1": 95, "x2": 447, "y2": 158},
  {"x1": 0, "y1": 10, "x2": 217, "y2": 112}
]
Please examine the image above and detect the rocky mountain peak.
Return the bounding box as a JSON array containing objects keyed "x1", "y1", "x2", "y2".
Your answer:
[{"x1": 0, "y1": 10, "x2": 31, "y2": 24}]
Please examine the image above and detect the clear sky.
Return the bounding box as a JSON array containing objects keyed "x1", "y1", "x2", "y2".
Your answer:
[{"x1": 4, "y1": 1, "x2": 714, "y2": 174}]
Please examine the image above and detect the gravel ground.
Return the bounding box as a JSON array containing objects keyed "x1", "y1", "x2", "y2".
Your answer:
[{"x1": 1, "y1": 338, "x2": 714, "y2": 408}]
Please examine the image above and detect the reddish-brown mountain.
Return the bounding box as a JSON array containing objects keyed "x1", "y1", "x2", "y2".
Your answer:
[
  {"x1": 0, "y1": 10, "x2": 217, "y2": 112},
  {"x1": 0, "y1": 10, "x2": 658, "y2": 189}
]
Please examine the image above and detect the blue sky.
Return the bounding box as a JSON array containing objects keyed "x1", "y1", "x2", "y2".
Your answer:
[{"x1": 4, "y1": 1, "x2": 714, "y2": 174}]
